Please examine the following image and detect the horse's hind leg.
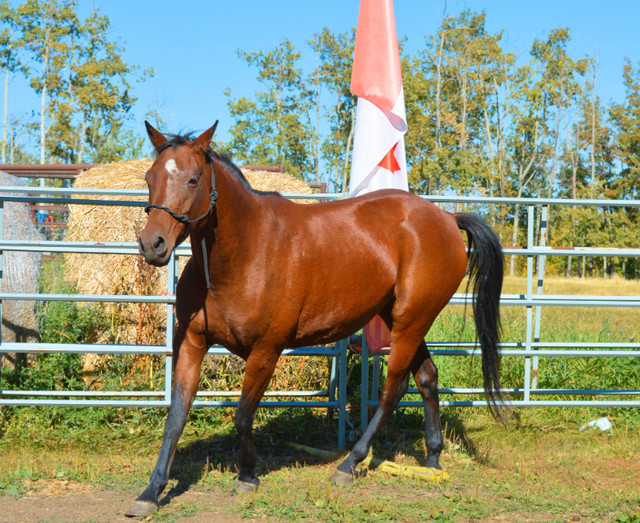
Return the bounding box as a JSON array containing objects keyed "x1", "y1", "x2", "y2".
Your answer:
[
  {"x1": 411, "y1": 341, "x2": 444, "y2": 469},
  {"x1": 331, "y1": 331, "x2": 419, "y2": 485},
  {"x1": 125, "y1": 328, "x2": 207, "y2": 518}
]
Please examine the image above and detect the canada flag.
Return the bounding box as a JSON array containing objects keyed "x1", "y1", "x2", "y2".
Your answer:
[
  {"x1": 349, "y1": 0, "x2": 408, "y2": 198},
  {"x1": 349, "y1": 0, "x2": 408, "y2": 352}
]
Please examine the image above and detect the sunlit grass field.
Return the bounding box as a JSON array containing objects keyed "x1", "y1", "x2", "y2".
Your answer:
[{"x1": 425, "y1": 276, "x2": 640, "y2": 413}]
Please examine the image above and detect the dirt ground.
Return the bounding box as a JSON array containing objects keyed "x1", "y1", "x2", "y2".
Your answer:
[{"x1": 0, "y1": 480, "x2": 249, "y2": 523}]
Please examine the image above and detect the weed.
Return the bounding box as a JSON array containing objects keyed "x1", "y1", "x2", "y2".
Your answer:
[{"x1": 150, "y1": 500, "x2": 201, "y2": 521}]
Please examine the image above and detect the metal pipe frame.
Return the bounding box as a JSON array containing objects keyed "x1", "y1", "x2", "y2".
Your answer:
[
  {"x1": 360, "y1": 199, "x2": 640, "y2": 418},
  {"x1": 2, "y1": 188, "x2": 640, "y2": 441}
]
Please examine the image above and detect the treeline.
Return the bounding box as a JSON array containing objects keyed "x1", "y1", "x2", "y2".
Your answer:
[
  {"x1": 0, "y1": 0, "x2": 149, "y2": 165},
  {"x1": 2, "y1": 5, "x2": 640, "y2": 277},
  {"x1": 222, "y1": 11, "x2": 640, "y2": 279}
]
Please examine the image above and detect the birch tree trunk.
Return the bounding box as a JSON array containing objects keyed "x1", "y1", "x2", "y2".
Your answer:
[{"x1": 3, "y1": 67, "x2": 8, "y2": 163}]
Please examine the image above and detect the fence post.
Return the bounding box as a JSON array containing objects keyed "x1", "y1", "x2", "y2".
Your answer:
[
  {"x1": 371, "y1": 353, "x2": 380, "y2": 404},
  {"x1": 338, "y1": 338, "x2": 348, "y2": 449},
  {"x1": 523, "y1": 205, "x2": 535, "y2": 402},
  {"x1": 531, "y1": 205, "x2": 548, "y2": 389},
  {"x1": 361, "y1": 328, "x2": 370, "y2": 433}
]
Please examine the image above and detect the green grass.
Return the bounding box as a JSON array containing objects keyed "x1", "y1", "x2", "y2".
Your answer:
[
  {"x1": 2, "y1": 275, "x2": 640, "y2": 520},
  {"x1": 2, "y1": 408, "x2": 639, "y2": 521}
]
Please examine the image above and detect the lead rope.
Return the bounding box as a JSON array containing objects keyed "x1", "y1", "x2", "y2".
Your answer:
[
  {"x1": 145, "y1": 159, "x2": 217, "y2": 288},
  {"x1": 201, "y1": 229, "x2": 210, "y2": 288}
]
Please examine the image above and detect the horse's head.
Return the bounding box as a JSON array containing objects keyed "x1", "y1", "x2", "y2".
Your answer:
[{"x1": 138, "y1": 121, "x2": 218, "y2": 266}]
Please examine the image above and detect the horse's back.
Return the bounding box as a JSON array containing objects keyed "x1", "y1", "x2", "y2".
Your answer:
[{"x1": 288, "y1": 189, "x2": 466, "y2": 270}]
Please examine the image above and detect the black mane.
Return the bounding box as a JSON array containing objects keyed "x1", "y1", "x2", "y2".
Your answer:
[{"x1": 156, "y1": 132, "x2": 279, "y2": 197}]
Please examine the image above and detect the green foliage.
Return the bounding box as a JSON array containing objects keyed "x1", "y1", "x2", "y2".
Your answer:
[
  {"x1": 1, "y1": 292, "x2": 105, "y2": 391},
  {"x1": 0, "y1": 256, "x2": 107, "y2": 392},
  {"x1": 225, "y1": 40, "x2": 315, "y2": 179},
  {"x1": 309, "y1": 27, "x2": 356, "y2": 190},
  {"x1": 611, "y1": 59, "x2": 640, "y2": 199},
  {"x1": 38, "y1": 297, "x2": 105, "y2": 345},
  {"x1": 0, "y1": 0, "x2": 149, "y2": 164}
]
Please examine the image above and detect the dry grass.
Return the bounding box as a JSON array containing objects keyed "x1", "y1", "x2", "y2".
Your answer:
[{"x1": 502, "y1": 273, "x2": 640, "y2": 296}]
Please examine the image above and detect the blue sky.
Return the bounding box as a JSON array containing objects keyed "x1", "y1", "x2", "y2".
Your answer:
[{"x1": 9, "y1": 0, "x2": 640, "y2": 147}]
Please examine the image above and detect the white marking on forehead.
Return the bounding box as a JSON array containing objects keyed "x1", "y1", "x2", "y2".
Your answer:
[{"x1": 165, "y1": 158, "x2": 179, "y2": 176}]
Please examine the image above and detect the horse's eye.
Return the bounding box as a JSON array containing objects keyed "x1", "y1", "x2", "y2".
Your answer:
[{"x1": 188, "y1": 177, "x2": 198, "y2": 186}]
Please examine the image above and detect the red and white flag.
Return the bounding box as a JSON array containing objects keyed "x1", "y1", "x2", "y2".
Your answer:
[
  {"x1": 349, "y1": 0, "x2": 408, "y2": 198},
  {"x1": 349, "y1": 0, "x2": 408, "y2": 351}
]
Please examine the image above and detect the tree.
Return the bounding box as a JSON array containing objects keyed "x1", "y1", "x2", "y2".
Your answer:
[
  {"x1": 225, "y1": 40, "x2": 314, "y2": 178},
  {"x1": 611, "y1": 58, "x2": 640, "y2": 199},
  {"x1": 0, "y1": 1, "x2": 151, "y2": 164},
  {"x1": 505, "y1": 28, "x2": 588, "y2": 274},
  {"x1": 17, "y1": 0, "x2": 77, "y2": 164},
  {"x1": 0, "y1": 0, "x2": 27, "y2": 162},
  {"x1": 410, "y1": 10, "x2": 511, "y2": 198},
  {"x1": 309, "y1": 27, "x2": 356, "y2": 191},
  {"x1": 50, "y1": 9, "x2": 143, "y2": 163}
]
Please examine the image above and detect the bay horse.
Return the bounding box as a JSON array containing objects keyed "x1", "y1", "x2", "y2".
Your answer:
[{"x1": 126, "y1": 121, "x2": 506, "y2": 517}]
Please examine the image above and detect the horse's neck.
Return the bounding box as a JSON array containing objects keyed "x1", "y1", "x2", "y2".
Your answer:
[{"x1": 191, "y1": 162, "x2": 261, "y2": 272}]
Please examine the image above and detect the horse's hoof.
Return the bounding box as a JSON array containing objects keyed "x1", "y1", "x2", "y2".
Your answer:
[
  {"x1": 124, "y1": 499, "x2": 159, "y2": 518},
  {"x1": 330, "y1": 469, "x2": 354, "y2": 487},
  {"x1": 234, "y1": 478, "x2": 259, "y2": 494}
]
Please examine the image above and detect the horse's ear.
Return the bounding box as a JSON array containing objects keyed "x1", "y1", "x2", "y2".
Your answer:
[
  {"x1": 145, "y1": 120, "x2": 168, "y2": 150},
  {"x1": 193, "y1": 121, "x2": 219, "y2": 152}
]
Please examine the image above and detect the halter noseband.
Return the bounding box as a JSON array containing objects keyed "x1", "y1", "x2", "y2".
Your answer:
[{"x1": 144, "y1": 158, "x2": 218, "y2": 288}]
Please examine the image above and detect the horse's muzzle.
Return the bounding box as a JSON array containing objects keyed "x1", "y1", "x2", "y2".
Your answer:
[{"x1": 138, "y1": 233, "x2": 170, "y2": 266}]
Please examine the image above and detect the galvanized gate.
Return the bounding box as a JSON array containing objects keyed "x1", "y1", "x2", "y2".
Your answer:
[{"x1": 1, "y1": 185, "x2": 639, "y2": 445}]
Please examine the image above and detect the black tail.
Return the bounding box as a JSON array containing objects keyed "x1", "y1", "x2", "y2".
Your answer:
[{"x1": 455, "y1": 213, "x2": 507, "y2": 422}]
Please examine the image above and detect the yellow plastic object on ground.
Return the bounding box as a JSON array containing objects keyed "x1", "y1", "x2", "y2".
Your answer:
[
  {"x1": 288, "y1": 442, "x2": 449, "y2": 482},
  {"x1": 361, "y1": 455, "x2": 449, "y2": 482}
]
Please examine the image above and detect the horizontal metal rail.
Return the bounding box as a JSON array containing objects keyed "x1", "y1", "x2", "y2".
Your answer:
[
  {"x1": 393, "y1": 399, "x2": 640, "y2": 408},
  {"x1": 1, "y1": 187, "x2": 639, "y2": 428},
  {"x1": 0, "y1": 399, "x2": 342, "y2": 411},
  {"x1": 3, "y1": 185, "x2": 640, "y2": 207},
  {"x1": 0, "y1": 390, "x2": 331, "y2": 398},
  {"x1": 3, "y1": 292, "x2": 640, "y2": 309},
  {"x1": 0, "y1": 342, "x2": 341, "y2": 356}
]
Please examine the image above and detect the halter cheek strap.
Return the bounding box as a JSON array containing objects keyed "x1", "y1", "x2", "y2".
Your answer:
[{"x1": 144, "y1": 160, "x2": 218, "y2": 288}]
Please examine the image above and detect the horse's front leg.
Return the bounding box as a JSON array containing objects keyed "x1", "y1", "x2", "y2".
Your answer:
[
  {"x1": 125, "y1": 328, "x2": 207, "y2": 517},
  {"x1": 235, "y1": 348, "x2": 279, "y2": 491}
]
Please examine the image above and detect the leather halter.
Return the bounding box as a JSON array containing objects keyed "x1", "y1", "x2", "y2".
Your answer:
[{"x1": 144, "y1": 158, "x2": 218, "y2": 288}]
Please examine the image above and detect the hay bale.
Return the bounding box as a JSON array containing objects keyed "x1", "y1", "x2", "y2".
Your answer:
[
  {"x1": 64, "y1": 159, "x2": 314, "y2": 346},
  {"x1": 0, "y1": 171, "x2": 44, "y2": 369},
  {"x1": 244, "y1": 170, "x2": 315, "y2": 204},
  {"x1": 64, "y1": 159, "x2": 161, "y2": 355}
]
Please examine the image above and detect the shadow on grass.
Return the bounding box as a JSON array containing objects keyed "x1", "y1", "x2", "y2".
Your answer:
[
  {"x1": 159, "y1": 408, "x2": 348, "y2": 507},
  {"x1": 369, "y1": 406, "x2": 486, "y2": 466},
  {"x1": 158, "y1": 405, "x2": 492, "y2": 508}
]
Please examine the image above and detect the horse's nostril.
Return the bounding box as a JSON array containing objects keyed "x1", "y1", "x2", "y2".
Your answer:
[{"x1": 153, "y1": 235, "x2": 166, "y2": 255}]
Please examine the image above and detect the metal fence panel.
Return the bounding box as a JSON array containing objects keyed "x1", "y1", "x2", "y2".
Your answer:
[{"x1": 1, "y1": 187, "x2": 639, "y2": 443}]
